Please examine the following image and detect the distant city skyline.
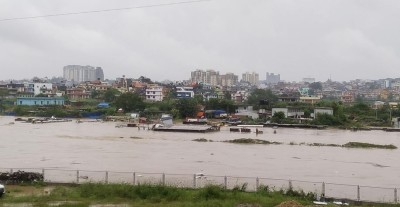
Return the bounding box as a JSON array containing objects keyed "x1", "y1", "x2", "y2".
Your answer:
[
  {"x1": 1, "y1": 0, "x2": 400, "y2": 82},
  {"x1": 63, "y1": 65, "x2": 104, "y2": 82}
]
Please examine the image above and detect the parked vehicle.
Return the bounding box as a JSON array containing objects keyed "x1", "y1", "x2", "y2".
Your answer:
[{"x1": 0, "y1": 184, "x2": 5, "y2": 197}]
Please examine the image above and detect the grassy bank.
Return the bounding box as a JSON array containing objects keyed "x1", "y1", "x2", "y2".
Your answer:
[
  {"x1": 224, "y1": 138, "x2": 282, "y2": 145},
  {"x1": 222, "y1": 139, "x2": 397, "y2": 150},
  {"x1": 0, "y1": 183, "x2": 317, "y2": 207}
]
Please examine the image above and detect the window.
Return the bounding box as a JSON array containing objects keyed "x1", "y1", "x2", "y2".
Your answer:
[{"x1": 19, "y1": 101, "x2": 22, "y2": 105}]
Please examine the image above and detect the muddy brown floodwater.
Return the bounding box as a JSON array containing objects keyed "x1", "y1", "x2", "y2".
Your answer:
[{"x1": 1, "y1": 116, "x2": 400, "y2": 190}]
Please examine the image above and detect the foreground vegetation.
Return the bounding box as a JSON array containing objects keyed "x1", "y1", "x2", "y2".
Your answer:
[
  {"x1": 1, "y1": 183, "x2": 317, "y2": 207},
  {"x1": 3, "y1": 183, "x2": 400, "y2": 207}
]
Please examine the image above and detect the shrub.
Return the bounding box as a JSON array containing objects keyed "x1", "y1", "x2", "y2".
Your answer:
[{"x1": 197, "y1": 185, "x2": 225, "y2": 200}]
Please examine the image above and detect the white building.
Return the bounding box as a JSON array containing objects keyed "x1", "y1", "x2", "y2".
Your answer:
[
  {"x1": 384, "y1": 80, "x2": 391, "y2": 89},
  {"x1": 312, "y1": 107, "x2": 334, "y2": 118},
  {"x1": 272, "y1": 108, "x2": 304, "y2": 118},
  {"x1": 146, "y1": 86, "x2": 165, "y2": 102},
  {"x1": 25, "y1": 83, "x2": 53, "y2": 96},
  {"x1": 236, "y1": 105, "x2": 259, "y2": 119},
  {"x1": 176, "y1": 87, "x2": 194, "y2": 99}
]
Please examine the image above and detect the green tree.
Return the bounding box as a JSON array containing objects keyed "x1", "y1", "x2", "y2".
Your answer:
[
  {"x1": 247, "y1": 89, "x2": 277, "y2": 106},
  {"x1": 0, "y1": 88, "x2": 8, "y2": 112},
  {"x1": 175, "y1": 98, "x2": 199, "y2": 118},
  {"x1": 194, "y1": 95, "x2": 205, "y2": 105},
  {"x1": 35, "y1": 93, "x2": 48, "y2": 97},
  {"x1": 312, "y1": 114, "x2": 343, "y2": 126},
  {"x1": 224, "y1": 91, "x2": 232, "y2": 100},
  {"x1": 271, "y1": 111, "x2": 285, "y2": 124},
  {"x1": 309, "y1": 82, "x2": 322, "y2": 91},
  {"x1": 304, "y1": 108, "x2": 312, "y2": 118},
  {"x1": 91, "y1": 90, "x2": 101, "y2": 99},
  {"x1": 14, "y1": 106, "x2": 29, "y2": 116},
  {"x1": 138, "y1": 76, "x2": 153, "y2": 84},
  {"x1": 103, "y1": 88, "x2": 121, "y2": 103},
  {"x1": 205, "y1": 98, "x2": 236, "y2": 113},
  {"x1": 114, "y1": 92, "x2": 145, "y2": 112}
]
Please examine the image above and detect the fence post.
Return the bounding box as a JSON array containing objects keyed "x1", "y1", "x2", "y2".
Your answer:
[
  {"x1": 224, "y1": 176, "x2": 228, "y2": 189},
  {"x1": 322, "y1": 182, "x2": 326, "y2": 198},
  {"x1": 357, "y1": 185, "x2": 360, "y2": 201},
  {"x1": 10, "y1": 168, "x2": 13, "y2": 174},
  {"x1": 395, "y1": 188, "x2": 398, "y2": 203},
  {"x1": 162, "y1": 173, "x2": 166, "y2": 186},
  {"x1": 133, "y1": 172, "x2": 136, "y2": 185},
  {"x1": 289, "y1": 179, "x2": 293, "y2": 190},
  {"x1": 76, "y1": 170, "x2": 79, "y2": 183},
  {"x1": 42, "y1": 168, "x2": 45, "y2": 181},
  {"x1": 256, "y1": 177, "x2": 259, "y2": 191},
  {"x1": 105, "y1": 171, "x2": 109, "y2": 184},
  {"x1": 193, "y1": 174, "x2": 197, "y2": 188}
]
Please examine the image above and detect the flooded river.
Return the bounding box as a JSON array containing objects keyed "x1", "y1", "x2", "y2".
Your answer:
[{"x1": 1, "y1": 116, "x2": 400, "y2": 189}]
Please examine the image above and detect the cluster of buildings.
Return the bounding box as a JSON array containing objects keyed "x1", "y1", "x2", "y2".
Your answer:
[
  {"x1": 190, "y1": 69, "x2": 260, "y2": 87},
  {"x1": 2, "y1": 65, "x2": 400, "y2": 114}
]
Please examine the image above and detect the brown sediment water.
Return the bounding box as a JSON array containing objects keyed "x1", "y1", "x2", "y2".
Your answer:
[{"x1": 1, "y1": 116, "x2": 399, "y2": 189}]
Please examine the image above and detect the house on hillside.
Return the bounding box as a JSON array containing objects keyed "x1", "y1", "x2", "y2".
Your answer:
[
  {"x1": 66, "y1": 88, "x2": 90, "y2": 99},
  {"x1": 146, "y1": 86, "x2": 166, "y2": 102},
  {"x1": 176, "y1": 87, "x2": 194, "y2": 99}
]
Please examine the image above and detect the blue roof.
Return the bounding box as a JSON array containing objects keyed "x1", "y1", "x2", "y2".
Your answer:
[{"x1": 97, "y1": 102, "x2": 110, "y2": 108}]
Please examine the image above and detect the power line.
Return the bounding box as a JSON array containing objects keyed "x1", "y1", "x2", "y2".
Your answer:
[{"x1": 0, "y1": 0, "x2": 212, "y2": 22}]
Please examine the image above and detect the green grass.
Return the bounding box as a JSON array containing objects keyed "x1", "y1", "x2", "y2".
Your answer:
[
  {"x1": 1, "y1": 183, "x2": 315, "y2": 207},
  {"x1": 3, "y1": 183, "x2": 400, "y2": 207}
]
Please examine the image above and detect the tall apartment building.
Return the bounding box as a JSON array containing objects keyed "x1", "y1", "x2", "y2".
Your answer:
[
  {"x1": 220, "y1": 73, "x2": 239, "y2": 87},
  {"x1": 266, "y1": 72, "x2": 280, "y2": 84},
  {"x1": 191, "y1": 70, "x2": 206, "y2": 83},
  {"x1": 206, "y1": 70, "x2": 219, "y2": 86},
  {"x1": 63, "y1": 65, "x2": 104, "y2": 82},
  {"x1": 191, "y1": 69, "x2": 238, "y2": 86},
  {"x1": 242, "y1": 72, "x2": 259, "y2": 86}
]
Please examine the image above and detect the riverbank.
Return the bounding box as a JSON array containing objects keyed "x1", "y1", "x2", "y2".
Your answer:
[
  {"x1": 1, "y1": 183, "x2": 396, "y2": 207},
  {"x1": 0, "y1": 183, "x2": 314, "y2": 207}
]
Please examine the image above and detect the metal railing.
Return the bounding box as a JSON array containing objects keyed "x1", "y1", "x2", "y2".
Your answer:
[{"x1": 0, "y1": 167, "x2": 398, "y2": 204}]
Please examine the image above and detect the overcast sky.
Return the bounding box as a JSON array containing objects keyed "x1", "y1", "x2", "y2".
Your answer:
[{"x1": 1, "y1": 0, "x2": 399, "y2": 82}]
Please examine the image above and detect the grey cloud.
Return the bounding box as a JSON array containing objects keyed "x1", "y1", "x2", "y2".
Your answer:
[{"x1": 1, "y1": 0, "x2": 400, "y2": 81}]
